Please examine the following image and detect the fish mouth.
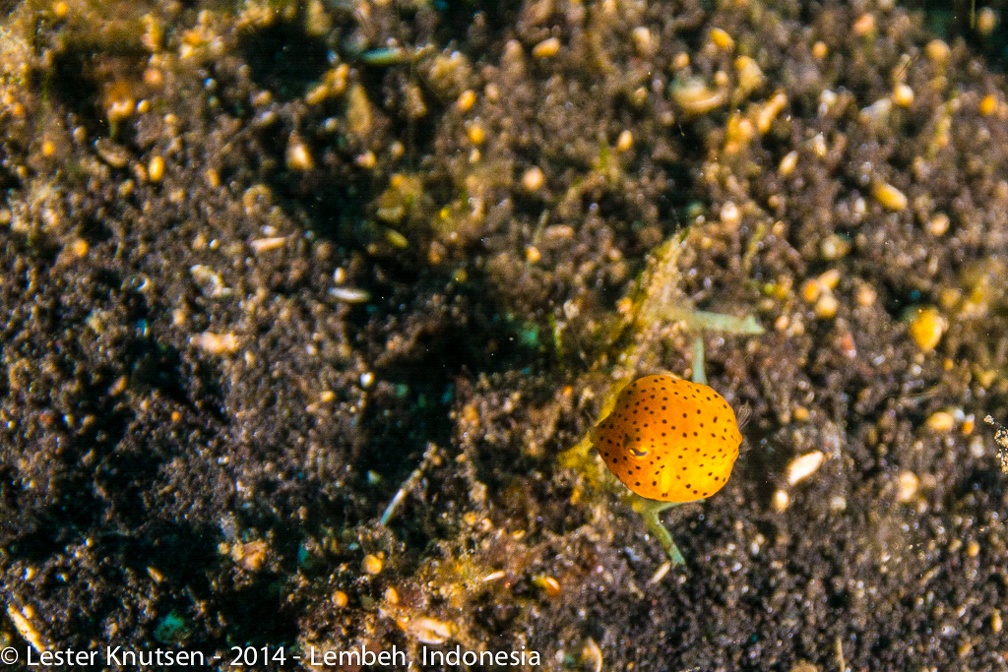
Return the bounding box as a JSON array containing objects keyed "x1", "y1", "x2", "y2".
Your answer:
[{"x1": 624, "y1": 434, "x2": 648, "y2": 458}]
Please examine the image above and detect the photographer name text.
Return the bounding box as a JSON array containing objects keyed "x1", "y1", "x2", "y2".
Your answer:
[{"x1": 14, "y1": 643, "x2": 541, "y2": 668}]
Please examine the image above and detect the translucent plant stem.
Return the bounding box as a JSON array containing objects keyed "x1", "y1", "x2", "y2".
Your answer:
[{"x1": 630, "y1": 495, "x2": 699, "y2": 565}]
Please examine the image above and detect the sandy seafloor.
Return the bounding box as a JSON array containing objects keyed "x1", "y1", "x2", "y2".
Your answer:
[{"x1": 5, "y1": 0, "x2": 1008, "y2": 670}]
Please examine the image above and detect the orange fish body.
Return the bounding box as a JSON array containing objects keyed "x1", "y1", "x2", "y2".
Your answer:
[{"x1": 591, "y1": 374, "x2": 741, "y2": 502}]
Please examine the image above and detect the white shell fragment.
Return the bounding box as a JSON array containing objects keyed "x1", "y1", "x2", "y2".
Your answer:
[
  {"x1": 7, "y1": 602, "x2": 47, "y2": 652},
  {"x1": 329, "y1": 286, "x2": 371, "y2": 303},
  {"x1": 191, "y1": 331, "x2": 239, "y2": 355},
  {"x1": 786, "y1": 450, "x2": 826, "y2": 486},
  {"x1": 648, "y1": 560, "x2": 673, "y2": 585},
  {"x1": 581, "y1": 638, "x2": 603, "y2": 672},
  {"x1": 772, "y1": 488, "x2": 790, "y2": 512},
  {"x1": 249, "y1": 236, "x2": 287, "y2": 253},
  {"x1": 404, "y1": 616, "x2": 453, "y2": 645}
]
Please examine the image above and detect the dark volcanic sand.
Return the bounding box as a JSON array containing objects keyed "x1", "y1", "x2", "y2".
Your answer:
[{"x1": 3, "y1": 1, "x2": 1008, "y2": 670}]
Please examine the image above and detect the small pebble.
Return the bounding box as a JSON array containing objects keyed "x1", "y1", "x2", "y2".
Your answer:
[
  {"x1": 778, "y1": 150, "x2": 798, "y2": 176},
  {"x1": 814, "y1": 293, "x2": 839, "y2": 320},
  {"x1": 94, "y1": 138, "x2": 130, "y2": 168},
  {"x1": 908, "y1": 307, "x2": 946, "y2": 352},
  {"x1": 362, "y1": 553, "x2": 383, "y2": 575},
  {"x1": 148, "y1": 155, "x2": 165, "y2": 182},
  {"x1": 456, "y1": 89, "x2": 476, "y2": 113},
  {"x1": 962, "y1": 414, "x2": 976, "y2": 435},
  {"x1": 631, "y1": 26, "x2": 654, "y2": 56},
  {"x1": 466, "y1": 122, "x2": 485, "y2": 145},
  {"x1": 286, "y1": 139, "x2": 314, "y2": 171},
  {"x1": 925, "y1": 410, "x2": 955, "y2": 433},
  {"x1": 820, "y1": 234, "x2": 850, "y2": 260},
  {"x1": 853, "y1": 12, "x2": 876, "y2": 36},
  {"x1": 756, "y1": 92, "x2": 788, "y2": 134},
  {"x1": 873, "y1": 182, "x2": 908, "y2": 211},
  {"x1": 107, "y1": 97, "x2": 133, "y2": 123},
  {"x1": 927, "y1": 213, "x2": 950, "y2": 236},
  {"x1": 855, "y1": 283, "x2": 877, "y2": 307},
  {"x1": 800, "y1": 278, "x2": 822, "y2": 303},
  {"x1": 521, "y1": 166, "x2": 545, "y2": 192},
  {"x1": 772, "y1": 488, "x2": 790, "y2": 512},
  {"x1": 895, "y1": 471, "x2": 919, "y2": 502},
  {"x1": 818, "y1": 268, "x2": 841, "y2": 290},
  {"x1": 979, "y1": 94, "x2": 998, "y2": 117},
  {"x1": 532, "y1": 575, "x2": 561, "y2": 597},
  {"x1": 615, "y1": 130, "x2": 633, "y2": 152},
  {"x1": 630, "y1": 86, "x2": 648, "y2": 107},
  {"x1": 355, "y1": 151, "x2": 377, "y2": 169},
  {"x1": 581, "y1": 639, "x2": 603, "y2": 672},
  {"x1": 719, "y1": 201, "x2": 740, "y2": 227},
  {"x1": 232, "y1": 540, "x2": 268, "y2": 572},
  {"x1": 709, "y1": 27, "x2": 734, "y2": 51},
  {"x1": 977, "y1": 7, "x2": 998, "y2": 36},
  {"x1": 925, "y1": 39, "x2": 951, "y2": 64},
  {"x1": 892, "y1": 84, "x2": 914, "y2": 108},
  {"x1": 811, "y1": 133, "x2": 827, "y2": 157},
  {"x1": 71, "y1": 238, "x2": 89, "y2": 258},
  {"x1": 110, "y1": 375, "x2": 128, "y2": 397},
  {"x1": 790, "y1": 662, "x2": 820, "y2": 672},
  {"x1": 670, "y1": 77, "x2": 726, "y2": 116},
  {"x1": 735, "y1": 56, "x2": 764, "y2": 94},
  {"x1": 532, "y1": 37, "x2": 560, "y2": 59}
]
